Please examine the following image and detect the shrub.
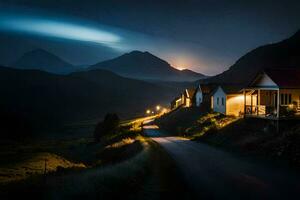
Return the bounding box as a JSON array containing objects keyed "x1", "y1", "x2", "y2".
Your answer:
[{"x1": 94, "y1": 113, "x2": 120, "y2": 142}]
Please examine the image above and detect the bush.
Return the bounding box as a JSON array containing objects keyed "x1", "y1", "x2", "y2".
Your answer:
[{"x1": 94, "y1": 113, "x2": 120, "y2": 142}]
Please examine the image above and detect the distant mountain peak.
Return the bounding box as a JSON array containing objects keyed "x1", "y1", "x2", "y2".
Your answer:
[
  {"x1": 12, "y1": 49, "x2": 75, "y2": 74},
  {"x1": 89, "y1": 51, "x2": 206, "y2": 82}
]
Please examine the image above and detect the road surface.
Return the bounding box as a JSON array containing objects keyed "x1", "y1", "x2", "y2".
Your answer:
[{"x1": 144, "y1": 125, "x2": 300, "y2": 200}]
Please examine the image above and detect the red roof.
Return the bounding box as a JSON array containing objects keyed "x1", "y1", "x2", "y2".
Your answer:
[{"x1": 264, "y1": 68, "x2": 300, "y2": 88}]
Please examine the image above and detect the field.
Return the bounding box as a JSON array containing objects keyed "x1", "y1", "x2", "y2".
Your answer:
[{"x1": 0, "y1": 117, "x2": 189, "y2": 199}]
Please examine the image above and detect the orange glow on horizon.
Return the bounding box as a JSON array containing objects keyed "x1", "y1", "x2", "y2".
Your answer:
[
  {"x1": 175, "y1": 67, "x2": 187, "y2": 71},
  {"x1": 167, "y1": 54, "x2": 199, "y2": 72}
]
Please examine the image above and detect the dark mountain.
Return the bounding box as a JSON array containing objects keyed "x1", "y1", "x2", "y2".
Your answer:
[
  {"x1": 202, "y1": 30, "x2": 300, "y2": 86},
  {"x1": 12, "y1": 49, "x2": 76, "y2": 74},
  {"x1": 0, "y1": 66, "x2": 180, "y2": 135},
  {"x1": 89, "y1": 50, "x2": 206, "y2": 82}
]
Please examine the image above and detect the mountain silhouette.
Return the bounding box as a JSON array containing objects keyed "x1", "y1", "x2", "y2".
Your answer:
[
  {"x1": 203, "y1": 30, "x2": 300, "y2": 86},
  {"x1": 12, "y1": 49, "x2": 75, "y2": 74},
  {"x1": 0, "y1": 66, "x2": 181, "y2": 135},
  {"x1": 89, "y1": 50, "x2": 206, "y2": 82}
]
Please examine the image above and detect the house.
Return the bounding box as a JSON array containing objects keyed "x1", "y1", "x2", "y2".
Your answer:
[
  {"x1": 170, "y1": 96, "x2": 182, "y2": 110},
  {"x1": 243, "y1": 68, "x2": 300, "y2": 119},
  {"x1": 194, "y1": 84, "x2": 215, "y2": 107},
  {"x1": 181, "y1": 88, "x2": 196, "y2": 107},
  {"x1": 211, "y1": 85, "x2": 244, "y2": 116}
]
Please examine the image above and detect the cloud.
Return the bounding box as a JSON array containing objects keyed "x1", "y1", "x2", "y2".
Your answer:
[{"x1": 0, "y1": 14, "x2": 123, "y2": 50}]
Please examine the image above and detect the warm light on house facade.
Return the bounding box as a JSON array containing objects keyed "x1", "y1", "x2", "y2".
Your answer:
[{"x1": 243, "y1": 69, "x2": 300, "y2": 119}]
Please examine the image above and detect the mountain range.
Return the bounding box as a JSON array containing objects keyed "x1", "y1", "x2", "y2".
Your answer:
[
  {"x1": 202, "y1": 30, "x2": 300, "y2": 86},
  {"x1": 11, "y1": 49, "x2": 206, "y2": 82}
]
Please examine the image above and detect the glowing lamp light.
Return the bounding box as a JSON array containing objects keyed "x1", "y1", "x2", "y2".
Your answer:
[
  {"x1": 146, "y1": 109, "x2": 151, "y2": 114},
  {"x1": 156, "y1": 105, "x2": 161, "y2": 111}
]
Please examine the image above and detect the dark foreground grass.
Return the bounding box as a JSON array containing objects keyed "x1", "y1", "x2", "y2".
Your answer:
[
  {"x1": 0, "y1": 135, "x2": 191, "y2": 200},
  {"x1": 195, "y1": 118, "x2": 300, "y2": 167}
]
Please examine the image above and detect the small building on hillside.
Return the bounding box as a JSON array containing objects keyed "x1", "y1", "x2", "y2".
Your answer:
[
  {"x1": 194, "y1": 84, "x2": 215, "y2": 107},
  {"x1": 182, "y1": 88, "x2": 196, "y2": 107},
  {"x1": 170, "y1": 96, "x2": 183, "y2": 110},
  {"x1": 211, "y1": 85, "x2": 244, "y2": 116},
  {"x1": 243, "y1": 68, "x2": 300, "y2": 119}
]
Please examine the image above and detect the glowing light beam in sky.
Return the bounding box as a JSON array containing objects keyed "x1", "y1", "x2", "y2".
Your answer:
[{"x1": 0, "y1": 15, "x2": 122, "y2": 49}]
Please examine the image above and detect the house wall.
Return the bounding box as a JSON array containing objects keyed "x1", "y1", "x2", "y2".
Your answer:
[
  {"x1": 186, "y1": 98, "x2": 191, "y2": 107},
  {"x1": 181, "y1": 93, "x2": 185, "y2": 105},
  {"x1": 212, "y1": 87, "x2": 226, "y2": 114},
  {"x1": 226, "y1": 95, "x2": 244, "y2": 116},
  {"x1": 195, "y1": 91, "x2": 203, "y2": 107},
  {"x1": 280, "y1": 89, "x2": 300, "y2": 106}
]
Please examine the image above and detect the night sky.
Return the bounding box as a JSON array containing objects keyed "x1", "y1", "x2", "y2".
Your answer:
[{"x1": 0, "y1": 0, "x2": 299, "y2": 75}]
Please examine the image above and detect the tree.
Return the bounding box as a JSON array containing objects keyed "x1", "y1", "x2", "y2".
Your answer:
[{"x1": 94, "y1": 113, "x2": 120, "y2": 142}]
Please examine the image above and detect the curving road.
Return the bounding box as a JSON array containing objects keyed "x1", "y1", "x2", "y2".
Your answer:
[{"x1": 144, "y1": 125, "x2": 300, "y2": 200}]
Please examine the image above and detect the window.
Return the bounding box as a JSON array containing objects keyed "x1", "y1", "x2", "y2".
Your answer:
[
  {"x1": 285, "y1": 94, "x2": 288, "y2": 105},
  {"x1": 222, "y1": 97, "x2": 224, "y2": 106},
  {"x1": 217, "y1": 97, "x2": 219, "y2": 105},
  {"x1": 281, "y1": 93, "x2": 292, "y2": 105}
]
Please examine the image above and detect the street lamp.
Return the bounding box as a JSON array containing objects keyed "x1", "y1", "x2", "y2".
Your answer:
[{"x1": 156, "y1": 105, "x2": 161, "y2": 111}]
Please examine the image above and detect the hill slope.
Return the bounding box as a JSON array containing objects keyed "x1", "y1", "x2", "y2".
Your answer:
[
  {"x1": 89, "y1": 51, "x2": 206, "y2": 82},
  {"x1": 12, "y1": 49, "x2": 75, "y2": 74},
  {"x1": 0, "y1": 67, "x2": 180, "y2": 134},
  {"x1": 202, "y1": 30, "x2": 300, "y2": 86}
]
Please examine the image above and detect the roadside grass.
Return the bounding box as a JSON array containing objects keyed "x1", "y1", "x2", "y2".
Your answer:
[
  {"x1": 1, "y1": 134, "x2": 190, "y2": 200},
  {"x1": 0, "y1": 128, "x2": 141, "y2": 185},
  {"x1": 0, "y1": 115, "x2": 190, "y2": 199},
  {"x1": 155, "y1": 107, "x2": 206, "y2": 135},
  {"x1": 196, "y1": 118, "x2": 300, "y2": 166},
  {"x1": 0, "y1": 152, "x2": 86, "y2": 184},
  {"x1": 156, "y1": 107, "x2": 238, "y2": 138},
  {"x1": 185, "y1": 112, "x2": 239, "y2": 139}
]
